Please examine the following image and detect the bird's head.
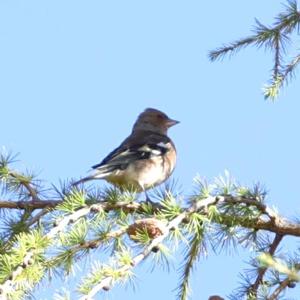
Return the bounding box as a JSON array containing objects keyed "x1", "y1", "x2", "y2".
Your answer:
[{"x1": 132, "y1": 108, "x2": 179, "y2": 134}]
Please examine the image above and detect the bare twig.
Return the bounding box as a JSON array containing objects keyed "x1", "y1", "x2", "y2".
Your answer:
[
  {"x1": 26, "y1": 207, "x2": 53, "y2": 227},
  {"x1": 249, "y1": 234, "x2": 284, "y2": 297},
  {"x1": 267, "y1": 277, "x2": 292, "y2": 300}
]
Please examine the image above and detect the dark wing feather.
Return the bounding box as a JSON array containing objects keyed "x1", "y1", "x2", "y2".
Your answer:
[
  {"x1": 92, "y1": 133, "x2": 171, "y2": 173},
  {"x1": 92, "y1": 145, "x2": 124, "y2": 169}
]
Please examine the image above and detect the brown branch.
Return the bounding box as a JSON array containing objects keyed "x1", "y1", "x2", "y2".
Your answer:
[
  {"x1": 0, "y1": 198, "x2": 154, "y2": 211},
  {"x1": 0, "y1": 198, "x2": 144, "y2": 211},
  {"x1": 218, "y1": 213, "x2": 300, "y2": 236},
  {"x1": 267, "y1": 277, "x2": 292, "y2": 300},
  {"x1": 2, "y1": 195, "x2": 300, "y2": 237},
  {"x1": 224, "y1": 196, "x2": 278, "y2": 222},
  {"x1": 249, "y1": 234, "x2": 284, "y2": 297},
  {"x1": 0, "y1": 199, "x2": 61, "y2": 209},
  {"x1": 213, "y1": 195, "x2": 300, "y2": 237},
  {"x1": 26, "y1": 207, "x2": 53, "y2": 227}
]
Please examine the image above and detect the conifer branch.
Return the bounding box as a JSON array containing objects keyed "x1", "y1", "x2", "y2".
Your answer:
[
  {"x1": 248, "y1": 234, "x2": 284, "y2": 297},
  {"x1": 2, "y1": 194, "x2": 300, "y2": 236},
  {"x1": 264, "y1": 53, "x2": 300, "y2": 99},
  {"x1": 79, "y1": 211, "x2": 188, "y2": 300},
  {"x1": 209, "y1": 0, "x2": 300, "y2": 100},
  {"x1": 0, "y1": 251, "x2": 35, "y2": 298},
  {"x1": 177, "y1": 233, "x2": 203, "y2": 300},
  {"x1": 2, "y1": 164, "x2": 300, "y2": 299},
  {"x1": 79, "y1": 197, "x2": 218, "y2": 299},
  {"x1": 65, "y1": 228, "x2": 127, "y2": 254},
  {"x1": 0, "y1": 201, "x2": 140, "y2": 296},
  {"x1": 217, "y1": 208, "x2": 300, "y2": 236},
  {"x1": 8, "y1": 172, "x2": 40, "y2": 202},
  {"x1": 283, "y1": 53, "x2": 300, "y2": 79},
  {"x1": 0, "y1": 199, "x2": 150, "y2": 211},
  {"x1": 267, "y1": 276, "x2": 293, "y2": 300}
]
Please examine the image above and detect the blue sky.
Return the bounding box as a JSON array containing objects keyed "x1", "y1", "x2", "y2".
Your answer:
[{"x1": 1, "y1": 1, "x2": 300, "y2": 299}]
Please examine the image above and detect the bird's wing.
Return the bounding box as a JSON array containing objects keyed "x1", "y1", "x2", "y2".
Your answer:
[{"x1": 91, "y1": 133, "x2": 171, "y2": 174}]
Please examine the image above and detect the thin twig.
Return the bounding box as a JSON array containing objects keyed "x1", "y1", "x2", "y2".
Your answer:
[
  {"x1": 249, "y1": 234, "x2": 284, "y2": 297},
  {"x1": 26, "y1": 207, "x2": 53, "y2": 227},
  {"x1": 267, "y1": 277, "x2": 292, "y2": 300}
]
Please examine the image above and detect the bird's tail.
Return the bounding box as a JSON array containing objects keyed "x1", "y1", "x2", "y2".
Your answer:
[
  {"x1": 72, "y1": 176, "x2": 95, "y2": 186},
  {"x1": 72, "y1": 170, "x2": 111, "y2": 186}
]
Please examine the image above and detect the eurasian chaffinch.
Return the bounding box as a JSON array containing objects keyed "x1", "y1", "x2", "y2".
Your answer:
[{"x1": 73, "y1": 108, "x2": 179, "y2": 192}]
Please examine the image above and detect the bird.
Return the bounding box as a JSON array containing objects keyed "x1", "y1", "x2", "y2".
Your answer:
[{"x1": 72, "y1": 108, "x2": 179, "y2": 193}]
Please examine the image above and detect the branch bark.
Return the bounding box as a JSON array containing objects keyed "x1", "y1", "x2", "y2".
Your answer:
[
  {"x1": 249, "y1": 234, "x2": 284, "y2": 297},
  {"x1": 0, "y1": 199, "x2": 61, "y2": 209},
  {"x1": 1, "y1": 195, "x2": 300, "y2": 236},
  {"x1": 267, "y1": 277, "x2": 292, "y2": 300}
]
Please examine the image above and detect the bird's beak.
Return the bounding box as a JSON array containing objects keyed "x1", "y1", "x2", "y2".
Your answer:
[{"x1": 167, "y1": 118, "x2": 180, "y2": 127}]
